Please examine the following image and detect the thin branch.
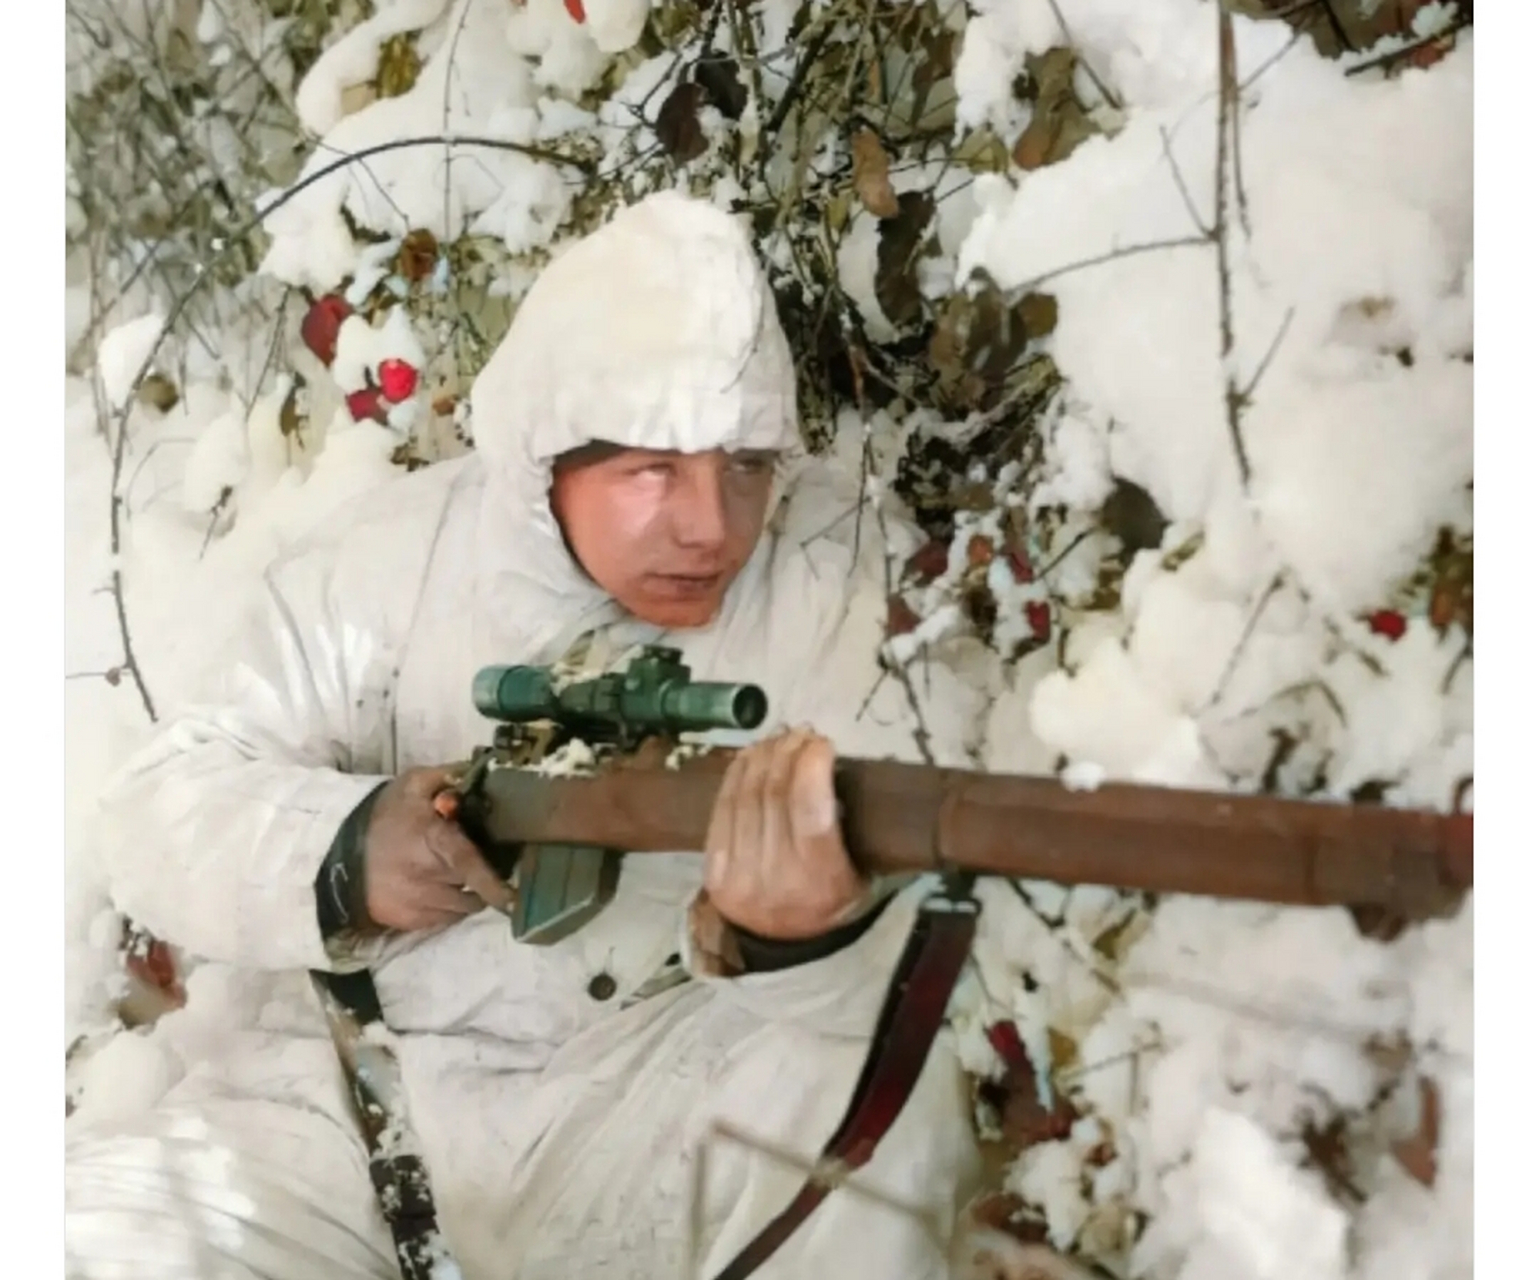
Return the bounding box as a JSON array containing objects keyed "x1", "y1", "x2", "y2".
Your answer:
[
  {"x1": 1020, "y1": 235, "x2": 1211, "y2": 293},
  {"x1": 1343, "y1": 17, "x2": 1470, "y2": 78},
  {"x1": 1214, "y1": 5, "x2": 1251, "y2": 488},
  {"x1": 96, "y1": 375, "x2": 157, "y2": 723},
  {"x1": 1005, "y1": 881, "x2": 1121, "y2": 996},
  {"x1": 440, "y1": 0, "x2": 477, "y2": 245},
  {"x1": 1231, "y1": 77, "x2": 1252, "y2": 237},
  {"x1": 255, "y1": 134, "x2": 592, "y2": 225},
  {"x1": 1239, "y1": 306, "x2": 1296, "y2": 402},
  {"x1": 1201, "y1": 570, "x2": 1285, "y2": 713},
  {"x1": 762, "y1": 19, "x2": 837, "y2": 143},
  {"x1": 1038, "y1": 526, "x2": 1096, "y2": 580},
  {"x1": 1158, "y1": 125, "x2": 1211, "y2": 237},
  {"x1": 1440, "y1": 634, "x2": 1472, "y2": 696},
  {"x1": 1046, "y1": 0, "x2": 1123, "y2": 111},
  {"x1": 1240, "y1": 29, "x2": 1304, "y2": 93},
  {"x1": 848, "y1": 341, "x2": 936, "y2": 767}
]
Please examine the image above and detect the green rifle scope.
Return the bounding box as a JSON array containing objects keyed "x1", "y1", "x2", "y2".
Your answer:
[{"x1": 472, "y1": 645, "x2": 768, "y2": 739}]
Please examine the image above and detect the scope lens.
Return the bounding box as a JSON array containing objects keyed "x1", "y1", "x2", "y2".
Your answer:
[{"x1": 732, "y1": 686, "x2": 768, "y2": 729}]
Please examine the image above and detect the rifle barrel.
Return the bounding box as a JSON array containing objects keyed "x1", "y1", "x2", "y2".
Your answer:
[{"x1": 476, "y1": 752, "x2": 1473, "y2": 920}]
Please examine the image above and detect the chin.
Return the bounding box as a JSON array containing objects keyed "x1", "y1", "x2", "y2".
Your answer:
[{"x1": 629, "y1": 596, "x2": 724, "y2": 630}]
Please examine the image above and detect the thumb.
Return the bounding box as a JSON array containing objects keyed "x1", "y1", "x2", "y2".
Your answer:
[
  {"x1": 787, "y1": 736, "x2": 840, "y2": 847},
  {"x1": 402, "y1": 765, "x2": 459, "y2": 802}
]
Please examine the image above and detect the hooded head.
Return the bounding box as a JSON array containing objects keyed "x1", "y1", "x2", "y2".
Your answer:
[{"x1": 468, "y1": 192, "x2": 803, "y2": 628}]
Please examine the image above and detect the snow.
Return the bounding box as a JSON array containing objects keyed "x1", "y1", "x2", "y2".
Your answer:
[
  {"x1": 96, "y1": 314, "x2": 166, "y2": 410},
  {"x1": 1188, "y1": 1106, "x2": 1349, "y2": 1280},
  {"x1": 65, "y1": 2, "x2": 1473, "y2": 1278}
]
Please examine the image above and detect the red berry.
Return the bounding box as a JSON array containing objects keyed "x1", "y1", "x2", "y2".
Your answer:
[
  {"x1": 985, "y1": 1020, "x2": 1031, "y2": 1073},
  {"x1": 564, "y1": 0, "x2": 585, "y2": 20},
  {"x1": 300, "y1": 293, "x2": 353, "y2": 367},
  {"x1": 377, "y1": 358, "x2": 418, "y2": 403},
  {"x1": 1367, "y1": 609, "x2": 1407, "y2": 641},
  {"x1": 123, "y1": 935, "x2": 185, "y2": 1005},
  {"x1": 903, "y1": 538, "x2": 948, "y2": 584},
  {"x1": 1006, "y1": 543, "x2": 1035, "y2": 583},
  {"x1": 888, "y1": 595, "x2": 921, "y2": 638},
  {"x1": 346, "y1": 387, "x2": 387, "y2": 423},
  {"x1": 1025, "y1": 600, "x2": 1052, "y2": 640}
]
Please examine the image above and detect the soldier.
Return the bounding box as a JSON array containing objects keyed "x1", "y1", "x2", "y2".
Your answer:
[{"x1": 67, "y1": 192, "x2": 981, "y2": 1280}]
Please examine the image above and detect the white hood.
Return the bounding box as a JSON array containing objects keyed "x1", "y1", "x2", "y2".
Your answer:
[{"x1": 467, "y1": 191, "x2": 804, "y2": 609}]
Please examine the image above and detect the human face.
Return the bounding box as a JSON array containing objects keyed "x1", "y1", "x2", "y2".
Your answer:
[{"x1": 549, "y1": 443, "x2": 779, "y2": 628}]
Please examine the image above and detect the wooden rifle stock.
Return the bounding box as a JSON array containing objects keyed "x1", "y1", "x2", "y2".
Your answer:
[{"x1": 472, "y1": 747, "x2": 1473, "y2": 921}]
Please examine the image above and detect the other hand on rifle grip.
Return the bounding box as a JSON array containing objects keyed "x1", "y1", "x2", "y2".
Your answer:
[
  {"x1": 702, "y1": 728, "x2": 869, "y2": 942},
  {"x1": 362, "y1": 766, "x2": 516, "y2": 934}
]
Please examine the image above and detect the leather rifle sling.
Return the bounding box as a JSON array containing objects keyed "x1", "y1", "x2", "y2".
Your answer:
[
  {"x1": 710, "y1": 882, "x2": 981, "y2": 1280},
  {"x1": 312, "y1": 968, "x2": 456, "y2": 1280}
]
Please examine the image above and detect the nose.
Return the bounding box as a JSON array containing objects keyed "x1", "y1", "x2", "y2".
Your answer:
[{"x1": 671, "y1": 457, "x2": 728, "y2": 551}]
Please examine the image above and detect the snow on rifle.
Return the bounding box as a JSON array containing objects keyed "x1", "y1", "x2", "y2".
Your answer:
[{"x1": 442, "y1": 646, "x2": 1474, "y2": 945}]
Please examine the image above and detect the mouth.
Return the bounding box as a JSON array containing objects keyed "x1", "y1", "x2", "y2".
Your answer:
[{"x1": 646, "y1": 572, "x2": 725, "y2": 598}]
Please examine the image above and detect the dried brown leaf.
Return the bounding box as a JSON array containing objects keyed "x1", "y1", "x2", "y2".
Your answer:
[
  {"x1": 1100, "y1": 478, "x2": 1168, "y2": 559},
  {"x1": 694, "y1": 56, "x2": 747, "y2": 121},
  {"x1": 874, "y1": 191, "x2": 935, "y2": 328},
  {"x1": 656, "y1": 82, "x2": 708, "y2": 164},
  {"x1": 1301, "y1": 1114, "x2": 1365, "y2": 1205},
  {"x1": 1016, "y1": 292, "x2": 1059, "y2": 340},
  {"x1": 136, "y1": 372, "x2": 179, "y2": 413},
  {"x1": 851, "y1": 128, "x2": 901, "y2": 219},
  {"x1": 1013, "y1": 48, "x2": 1097, "y2": 172},
  {"x1": 1391, "y1": 1076, "x2": 1441, "y2": 1188},
  {"x1": 278, "y1": 380, "x2": 303, "y2": 439},
  {"x1": 397, "y1": 228, "x2": 439, "y2": 283},
  {"x1": 376, "y1": 33, "x2": 421, "y2": 99},
  {"x1": 887, "y1": 595, "x2": 921, "y2": 637}
]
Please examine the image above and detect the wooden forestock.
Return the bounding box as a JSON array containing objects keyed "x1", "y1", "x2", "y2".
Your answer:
[{"x1": 475, "y1": 750, "x2": 1474, "y2": 920}]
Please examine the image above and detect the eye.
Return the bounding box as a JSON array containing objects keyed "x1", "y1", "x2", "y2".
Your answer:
[{"x1": 730, "y1": 452, "x2": 776, "y2": 477}]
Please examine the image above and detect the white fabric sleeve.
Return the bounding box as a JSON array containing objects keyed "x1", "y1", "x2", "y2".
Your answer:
[{"x1": 95, "y1": 557, "x2": 394, "y2": 973}]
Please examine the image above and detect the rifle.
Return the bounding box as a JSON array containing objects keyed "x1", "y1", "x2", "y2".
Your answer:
[
  {"x1": 331, "y1": 642, "x2": 1474, "y2": 1280},
  {"x1": 448, "y1": 644, "x2": 1474, "y2": 943}
]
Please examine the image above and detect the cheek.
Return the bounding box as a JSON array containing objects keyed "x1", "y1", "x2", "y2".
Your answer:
[
  {"x1": 555, "y1": 475, "x2": 666, "y2": 582},
  {"x1": 724, "y1": 478, "x2": 774, "y2": 561}
]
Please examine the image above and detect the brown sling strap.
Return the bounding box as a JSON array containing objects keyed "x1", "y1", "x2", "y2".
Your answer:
[{"x1": 711, "y1": 879, "x2": 981, "y2": 1280}]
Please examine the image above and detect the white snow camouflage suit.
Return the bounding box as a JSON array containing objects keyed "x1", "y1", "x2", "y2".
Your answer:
[{"x1": 66, "y1": 194, "x2": 983, "y2": 1280}]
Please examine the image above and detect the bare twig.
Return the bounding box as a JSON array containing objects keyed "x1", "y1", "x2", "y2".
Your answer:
[
  {"x1": 1239, "y1": 307, "x2": 1296, "y2": 402},
  {"x1": 761, "y1": 19, "x2": 837, "y2": 143},
  {"x1": 1201, "y1": 570, "x2": 1285, "y2": 713},
  {"x1": 1005, "y1": 881, "x2": 1121, "y2": 996},
  {"x1": 1020, "y1": 235, "x2": 1211, "y2": 293},
  {"x1": 440, "y1": 0, "x2": 477, "y2": 243},
  {"x1": 1214, "y1": 6, "x2": 1251, "y2": 488},
  {"x1": 1158, "y1": 125, "x2": 1211, "y2": 237},
  {"x1": 1046, "y1": 0, "x2": 1123, "y2": 111},
  {"x1": 848, "y1": 340, "x2": 936, "y2": 766},
  {"x1": 92, "y1": 374, "x2": 157, "y2": 723},
  {"x1": 1440, "y1": 634, "x2": 1472, "y2": 696},
  {"x1": 1343, "y1": 17, "x2": 1470, "y2": 78},
  {"x1": 1240, "y1": 29, "x2": 1304, "y2": 93}
]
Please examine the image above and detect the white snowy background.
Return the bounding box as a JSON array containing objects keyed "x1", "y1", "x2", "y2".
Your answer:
[{"x1": 51, "y1": 2, "x2": 1509, "y2": 1278}]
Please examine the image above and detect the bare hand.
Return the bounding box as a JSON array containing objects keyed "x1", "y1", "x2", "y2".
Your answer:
[
  {"x1": 363, "y1": 767, "x2": 515, "y2": 933},
  {"x1": 702, "y1": 728, "x2": 868, "y2": 940}
]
